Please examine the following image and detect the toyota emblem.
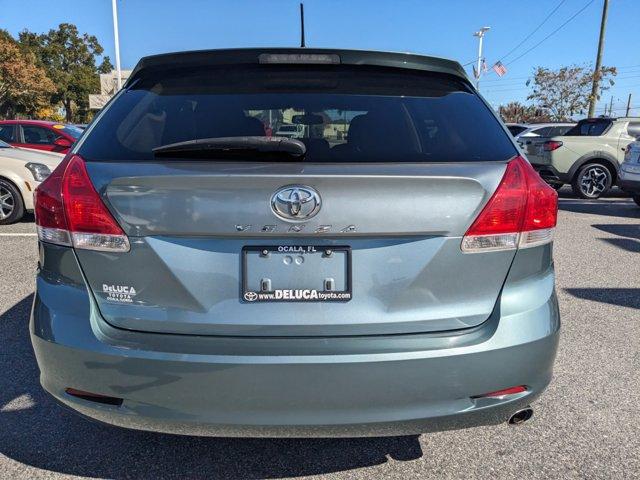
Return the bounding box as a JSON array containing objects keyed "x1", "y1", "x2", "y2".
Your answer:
[{"x1": 271, "y1": 185, "x2": 321, "y2": 221}]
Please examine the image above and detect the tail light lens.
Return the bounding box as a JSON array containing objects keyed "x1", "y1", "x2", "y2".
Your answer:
[
  {"x1": 462, "y1": 156, "x2": 557, "y2": 253},
  {"x1": 34, "y1": 155, "x2": 129, "y2": 252},
  {"x1": 543, "y1": 140, "x2": 563, "y2": 151}
]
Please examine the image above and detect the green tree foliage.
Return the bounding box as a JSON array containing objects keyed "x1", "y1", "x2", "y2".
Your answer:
[
  {"x1": 527, "y1": 65, "x2": 616, "y2": 121},
  {"x1": 0, "y1": 30, "x2": 55, "y2": 118},
  {"x1": 19, "y1": 23, "x2": 112, "y2": 123},
  {"x1": 498, "y1": 102, "x2": 551, "y2": 124}
]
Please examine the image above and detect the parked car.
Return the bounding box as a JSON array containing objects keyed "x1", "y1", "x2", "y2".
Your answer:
[
  {"x1": 31, "y1": 48, "x2": 559, "y2": 437},
  {"x1": 275, "y1": 123, "x2": 306, "y2": 138},
  {"x1": 618, "y1": 137, "x2": 640, "y2": 207},
  {"x1": 0, "y1": 140, "x2": 63, "y2": 224},
  {"x1": 0, "y1": 120, "x2": 83, "y2": 154},
  {"x1": 528, "y1": 117, "x2": 640, "y2": 198},
  {"x1": 506, "y1": 123, "x2": 528, "y2": 137},
  {"x1": 516, "y1": 122, "x2": 575, "y2": 150}
]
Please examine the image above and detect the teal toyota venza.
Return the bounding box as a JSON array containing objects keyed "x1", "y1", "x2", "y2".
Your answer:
[{"x1": 31, "y1": 49, "x2": 560, "y2": 436}]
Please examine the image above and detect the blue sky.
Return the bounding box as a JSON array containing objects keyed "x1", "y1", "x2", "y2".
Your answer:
[{"x1": 2, "y1": 0, "x2": 639, "y2": 116}]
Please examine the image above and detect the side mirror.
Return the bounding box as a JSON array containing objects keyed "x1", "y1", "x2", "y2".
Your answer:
[{"x1": 53, "y1": 137, "x2": 73, "y2": 148}]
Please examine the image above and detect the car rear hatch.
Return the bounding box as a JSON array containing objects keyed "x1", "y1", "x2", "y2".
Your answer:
[{"x1": 60, "y1": 50, "x2": 522, "y2": 337}]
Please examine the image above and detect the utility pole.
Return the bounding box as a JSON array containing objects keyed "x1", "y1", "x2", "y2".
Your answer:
[
  {"x1": 299, "y1": 3, "x2": 305, "y2": 48},
  {"x1": 112, "y1": 0, "x2": 122, "y2": 91},
  {"x1": 626, "y1": 93, "x2": 632, "y2": 116},
  {"x1": 588, "y1": 0, "x2": 609, "y2": 118},
  {"x1": 608, "y1": 96, "x2": 614, "y2": 117},
  {"x1": 473, "y1": 27, "x2": 490, "y2": 90}
]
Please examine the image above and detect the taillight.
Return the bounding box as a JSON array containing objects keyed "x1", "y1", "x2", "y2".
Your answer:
[
  {"x1": 461, "y1": 156, "x2": 557, "y2": 253},
  {"x1": 34, "y1": 155, "x2": 129, "y2": 252},
  {"x1": 543, "y1": 140, "x2": 563, "y2": 151}
]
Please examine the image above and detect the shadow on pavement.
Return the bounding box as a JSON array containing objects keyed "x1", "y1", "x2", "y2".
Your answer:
[
  {"x1": 564, "y1": 288, "x2": 640, "y2": 310},
  {"x1": 591, "y1": 223, "x2": 640, "y2": 253},
  {"x1": 0, "y1": 294, "x2": 423, "y2": 479},
  {"x1": 558, "y1": 198, "x2": 640, "y2": 219}
]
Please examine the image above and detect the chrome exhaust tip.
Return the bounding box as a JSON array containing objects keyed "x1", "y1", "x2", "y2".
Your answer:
[{"x1": 508, "y1": 406, "x2": 533, "y2": 425}]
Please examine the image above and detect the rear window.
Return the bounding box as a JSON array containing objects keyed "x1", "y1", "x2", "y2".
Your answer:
[
  {"x1": 548, "y1": 125, "x2": 573, "y2": 136},
  {"x1": 79, "y1": 65, "x2": 516, "y2": 163},
  {"x1": 507, "y1": 125, "x2": 527, "y2": 136},
  {"x1": 564, "y1": 119, "x2": 612, "y2": 137}
]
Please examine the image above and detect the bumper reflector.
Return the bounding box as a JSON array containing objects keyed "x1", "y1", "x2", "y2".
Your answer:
[
  {"x1": 65, "y1": 388, "x2": 123, "y2": 406},
  {"x1": 472, "y1": 385, "x2": 527, "y2": 399}
]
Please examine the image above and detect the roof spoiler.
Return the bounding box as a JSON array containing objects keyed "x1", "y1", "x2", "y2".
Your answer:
[{"x1": 125, "y1": 48, "x2": 470, "y2": 88}]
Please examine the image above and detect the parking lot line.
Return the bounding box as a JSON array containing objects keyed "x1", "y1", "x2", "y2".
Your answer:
[{"x1": 0, "y1": 233, "x2": 37, "y2": 237}]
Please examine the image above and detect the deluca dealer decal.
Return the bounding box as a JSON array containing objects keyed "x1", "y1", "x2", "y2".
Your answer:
[
  {"x1": 244, "y1": 289, "x2": 351, "y2": 302},
  {"x1": 103, "y1": 284, "x2": 137, "y2": 303}
]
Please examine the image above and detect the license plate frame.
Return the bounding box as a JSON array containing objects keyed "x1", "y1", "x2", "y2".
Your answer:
[{"x1": 241, "y1": 245, "x2": 352, "y2": 303}]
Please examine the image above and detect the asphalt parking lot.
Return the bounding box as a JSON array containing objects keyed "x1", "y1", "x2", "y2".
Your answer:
[{"x1": 1, "y1": 190, "x2": 638, "y2": 480}]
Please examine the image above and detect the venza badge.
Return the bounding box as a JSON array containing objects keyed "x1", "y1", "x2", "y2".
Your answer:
[{"x1": 271, "y1": 185, "x2": 321, "y2": 221}]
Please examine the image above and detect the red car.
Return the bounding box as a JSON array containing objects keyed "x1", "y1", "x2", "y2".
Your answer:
[{"x1": 0, "y1": 120, "x2": 83, "y2": 154}]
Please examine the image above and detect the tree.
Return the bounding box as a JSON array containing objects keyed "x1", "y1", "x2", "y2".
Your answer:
[
  {"x1": 0, "y1": 31, "x2": 55, "y2": 118},
  {"x1": 498, "y1": 102, "x2": 551, "y2": 124},
  {"x1": 19, "y1": 23, "x2": 112, "y2": 123},
  {"x1": 527, "y1": 65, "x2": 616, "y2": 121}
]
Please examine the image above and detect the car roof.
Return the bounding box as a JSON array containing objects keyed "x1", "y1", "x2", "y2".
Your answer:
[
  {"x1": 0, "y1": 120, "x2": 67, "y2": 126},
  {"x1": 521, "y1": 123, "x2": 575, "y2": 131},
  {"x1": 127, "y1": 48, "x2": 470, "y2": 86}
]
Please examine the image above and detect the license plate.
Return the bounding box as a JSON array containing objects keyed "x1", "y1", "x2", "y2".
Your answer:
[{"x1": 242, "y1": 246, "x2": 352, "y2": 302}]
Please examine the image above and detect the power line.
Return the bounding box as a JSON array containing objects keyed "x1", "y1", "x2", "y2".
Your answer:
[
  {"x1": 505, "y1": 0, "x2": 596, "y2": 67},
  {"x1": 482, "y1": 75, "x2": 532, "y2": 84},
  {"x1": 481, "y1": 74, "x2": 640, "y2": 94},
  {"x1": 482, "y1": 68, "x2": 640, "y2": 85},
  {"x1": 498, "y1": 0, "x2": 567, "y2": 62},
  {"x1": 618, "y1": 64, "x2": 640, "y2": 71},
  {"x1": 481, "y1": 80, "x2": 532, "y2": 88}
]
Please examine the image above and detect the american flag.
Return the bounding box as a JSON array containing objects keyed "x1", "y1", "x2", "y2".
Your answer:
[{"x1": 492, "y1": 61, "x2": 507, "y2": 77}]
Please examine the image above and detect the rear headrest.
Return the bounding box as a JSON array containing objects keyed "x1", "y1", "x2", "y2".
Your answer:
[{"x1": 347, "y1": 111, "x2": 418, "y2": 155}]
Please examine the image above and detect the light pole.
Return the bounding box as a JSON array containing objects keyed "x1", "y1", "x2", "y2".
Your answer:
[
  {"x1": 112, "y1": 0, "x2": 122, "y2": 91},
  {"x1": 473, "y1": 26, "x2": 490, "y2": 90},
  {"x1": 588, "y1": 0, "x2": 609, "y2": 118}
]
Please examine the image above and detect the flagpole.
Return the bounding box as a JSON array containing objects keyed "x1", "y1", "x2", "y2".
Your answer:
[
  {"x1": 112, "y1": 0, "x2": 122, "y2": 91},
  {"x1": 473, "y1": 27, "x2": 490, "y2": 90}
]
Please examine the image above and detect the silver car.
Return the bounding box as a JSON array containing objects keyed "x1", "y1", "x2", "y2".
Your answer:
[
  {"x1": 619, "y1": 138, "x2": 640, "y2": 206},
  {"x1": 31, "y1": 49, "x2": 560, "y2": 437}
]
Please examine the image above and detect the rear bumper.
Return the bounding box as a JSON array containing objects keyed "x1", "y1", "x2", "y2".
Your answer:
[
  {"x1": 33, "y1": 333, "x2": 557, "y2": 437},
  {"x1": 531, "y1": 164, "x2": 567, "y2": 184},
  {"x1": 31, "y1": 245, "x2": 560, "y2": 437}
]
